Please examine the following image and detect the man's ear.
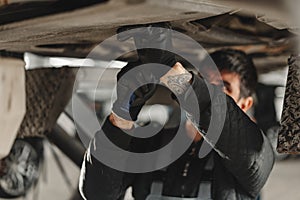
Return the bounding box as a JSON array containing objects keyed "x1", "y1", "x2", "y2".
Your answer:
[{"x1": 237, "y1": 96, "x2": 253, "y2": 113}]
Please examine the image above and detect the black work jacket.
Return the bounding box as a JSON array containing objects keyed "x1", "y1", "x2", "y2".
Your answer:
[{"x1": 79, "y1": 75, "x2": 274, "y2": 200}]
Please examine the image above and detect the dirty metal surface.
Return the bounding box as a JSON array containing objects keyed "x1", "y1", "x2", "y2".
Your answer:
[
  {"x1": 0, "y1": 0, "x2": 296, "y2": 72},
  {"x1": 277, "y1": 55, "x2": 300, "y2": 153},
  {"x1": 17, "y1": 67, "x2": 75, "y2": 138}
]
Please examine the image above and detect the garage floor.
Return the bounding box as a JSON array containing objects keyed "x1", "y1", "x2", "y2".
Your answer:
[
  {"x1": 1, "y1": 146, "x2": 299, "y2": 200},
  {"x1": 262, "y1": 157, "x2": 300, "y2": 200}
]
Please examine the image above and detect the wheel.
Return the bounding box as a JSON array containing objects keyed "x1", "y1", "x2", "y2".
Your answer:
[{"x1": 0, "y1": 138, "x2": 43, "y2": 198}]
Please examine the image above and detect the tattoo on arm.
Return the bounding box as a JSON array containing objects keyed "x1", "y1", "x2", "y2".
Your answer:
[{"x1": 166, "y1": 73, "x2": 192, "y2": 95}]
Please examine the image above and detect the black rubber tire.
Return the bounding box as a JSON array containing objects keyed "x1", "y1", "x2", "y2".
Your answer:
[{"x1": 0, "y1": 138, "x2": 44, "y2": 198}]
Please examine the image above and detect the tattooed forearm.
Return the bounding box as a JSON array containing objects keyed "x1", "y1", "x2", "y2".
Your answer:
[{"x1": 166, "y1": 73, "x2": 192, "y2": 95}]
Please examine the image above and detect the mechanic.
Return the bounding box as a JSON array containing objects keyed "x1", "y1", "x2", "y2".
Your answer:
[{"x1": 79, "y1": 48, "x2": 274, "y2": 200}]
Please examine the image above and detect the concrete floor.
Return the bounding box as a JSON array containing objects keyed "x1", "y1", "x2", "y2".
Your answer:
[
  {"x1": 35, "y1": 145, "x2": 81, "y2": 200},
  {"x1": 1, "y1": 147, "x2": 299, "y2": 200},
  {"x1": 262, "y1": 157, "x2": 300, "y2": 200}
]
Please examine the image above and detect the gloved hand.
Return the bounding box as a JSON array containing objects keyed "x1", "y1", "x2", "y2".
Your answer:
[
  {"x1": 117, "y1": 22, "x2": 177, "y2": 81},
  {"x1": 112, "y1": 62, "x2": 156, "y2": 121}
]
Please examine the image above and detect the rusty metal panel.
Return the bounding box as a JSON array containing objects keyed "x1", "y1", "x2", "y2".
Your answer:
[
  {"x1": 17, "y1": 67, "x2": 75, "y2": 138},
  {"x1": 277, "y1": 55, "x2": 300, "y2": 153}
]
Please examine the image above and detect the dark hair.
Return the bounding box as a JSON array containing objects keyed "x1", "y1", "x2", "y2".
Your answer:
[{"x1": 203, "y1": 49, "x2": 257, "y2": 98}]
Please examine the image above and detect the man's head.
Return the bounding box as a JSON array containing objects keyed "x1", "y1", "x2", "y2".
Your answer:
[{"x1": 201, "y1": 49, "x2": 257, "y2": 112}]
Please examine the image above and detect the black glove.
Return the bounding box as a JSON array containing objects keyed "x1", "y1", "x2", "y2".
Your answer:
[
  {"x1": 112, "y1": 62, "x2": 156, "y2": 121},
  {"x1": 118, "y1": 23, "x2": 177, "y2": 81}
]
